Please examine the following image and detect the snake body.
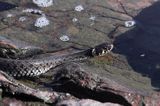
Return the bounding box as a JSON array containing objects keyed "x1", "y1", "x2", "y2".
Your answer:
[{"x1": 0, "y1": 43, "x2": 113, "y2": 77}]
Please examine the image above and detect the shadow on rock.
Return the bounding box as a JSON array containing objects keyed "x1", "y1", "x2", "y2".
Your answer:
[{"x1": 113, "y1": 1, "x2": 160, "y2": 89}]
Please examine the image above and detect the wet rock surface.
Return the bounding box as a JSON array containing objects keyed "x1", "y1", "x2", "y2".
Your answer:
[
  {"x1": 0, "y1": 0, "x2": 160, "y2": 106},
  {"x1": 56, "y1": 99, "x2": 122, "y2": 106}
]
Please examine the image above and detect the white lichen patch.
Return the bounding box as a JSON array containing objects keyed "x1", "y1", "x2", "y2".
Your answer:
[
  {"x1": 32, "y1": 0, "x2": 53, "y2": 7},
  {"x1": 89, "y1": 15, "x2": 96, "y2": 21},
  {"x1": 125, "y1": 20, "x2": 136, "y2": 27},
  {"x1": 74, "y1": 5, "x2": 84, "y2": 12},
  {"x1": 59, "y1": 35, "x2": 70, "y2": 41},
  {"x1": 34, "y1": 15, "x2": 50, "y2": 28},
  {"x1": 72, "y1": 18, "x2": 78, "y2": 22},
  {"x1": 19, "y1": 16, "x2": 26, "y2": 22},
  {"x1": 90, "y1": 22, "x2": 95, "y2": 26},
  {"x1": 6, "y1": 13, "x2": 13, "y2": 18}
]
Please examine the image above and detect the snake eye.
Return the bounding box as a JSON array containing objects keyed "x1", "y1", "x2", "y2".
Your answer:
[{"x1": 101, "y1": 44, "x2": 113, "y2": 53}]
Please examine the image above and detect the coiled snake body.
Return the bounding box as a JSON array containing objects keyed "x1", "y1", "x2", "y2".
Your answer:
[{"x1": 0, "y1": 43, "x2": 113, "y2": 77}]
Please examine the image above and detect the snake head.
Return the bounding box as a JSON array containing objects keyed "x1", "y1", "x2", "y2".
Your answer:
[{"x1": 91, "y1": 43, "x2": 113, "y2": 56}]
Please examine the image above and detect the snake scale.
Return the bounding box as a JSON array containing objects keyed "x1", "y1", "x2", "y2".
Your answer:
[{"x1": 0, "y1": 43, "x2": 113, "y2": 78}]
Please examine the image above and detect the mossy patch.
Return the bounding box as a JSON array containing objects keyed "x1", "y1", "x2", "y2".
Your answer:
[{"x1": 88, "y1": 54, "x2": 114, "y2": 67}]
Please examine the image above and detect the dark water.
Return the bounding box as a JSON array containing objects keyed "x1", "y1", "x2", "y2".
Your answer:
[
  {"x1": 113, "y1": 1, "x2": 160, "y2": 89},
  {"x1": 0, "y1": 1, "x2": 17, "y2": 11}
]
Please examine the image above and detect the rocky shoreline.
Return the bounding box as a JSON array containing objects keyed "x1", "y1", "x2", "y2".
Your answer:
[{"x1": 0, "y1": 0, "x2": 160, "y2": 106}]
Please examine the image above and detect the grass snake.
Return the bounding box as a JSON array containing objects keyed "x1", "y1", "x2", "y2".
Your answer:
[{"x1": 0, "y1": 43, "x2": 113, "y2": 78}]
